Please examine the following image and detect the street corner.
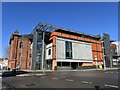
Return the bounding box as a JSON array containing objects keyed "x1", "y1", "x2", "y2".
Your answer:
[{"x1": 16, "y1": 73, "x2": 47, "y2": 77}]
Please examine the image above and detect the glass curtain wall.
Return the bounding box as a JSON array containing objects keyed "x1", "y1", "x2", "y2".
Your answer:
[{"x1": 32, "y1": 30, "x2": 43, "y2": 70}]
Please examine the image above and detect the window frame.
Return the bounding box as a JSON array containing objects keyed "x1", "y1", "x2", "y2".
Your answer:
[
  {"x1": 20, "y1": 42, "x2": 23, "y2": 48},
  {"x1": 65, "y1": 41, "x2": 72, "y2": 59},
  {"x1": 48, "y1": 49, "x2": 51, "y2": 55}
]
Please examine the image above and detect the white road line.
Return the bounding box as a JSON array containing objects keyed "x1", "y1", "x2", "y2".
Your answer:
[
  {"x1": 16, "y1": 74, "x2": 31, "y2": 77},
  {"x1": 51, "y1": 78, "x2": 59, "y2": 80},
  {"x1": 41, "y1": 77, "x2": 45, "y2": 78},
  {"x1": 62, "y1": 73, "x2": 67, "y2": 74},
  {"x1": 105, "y1": 72, "x2": 108, "y2": 73},
  {"x1": 65, "y1": 79, "x2": 73, "y2": 82},
  {"x1": 81, "y1": 81, "x2": 92, "y2": 84},
  {"x1": 105, "y1": 84, "x2": 118, "y2": 88}
]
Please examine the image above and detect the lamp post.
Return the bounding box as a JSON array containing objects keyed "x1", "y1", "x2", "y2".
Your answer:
[
  {"x1": 103, "y1": 55, "x2": 106, "y2": 70},
  {"x1": 95, "y1": 56, "x2": 98, "y2": 69},
  {"x1": 110, "y1": 53, "x2": 113, "y2": 68}
]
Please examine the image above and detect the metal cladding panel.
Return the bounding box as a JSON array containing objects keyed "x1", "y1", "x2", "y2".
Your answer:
[
  {"x1": 84, "y1": 44, "x2": 92, "y2": 59},
  {"x1": 31, "y1": 30, "x2": 37, "y2": 70},
  {"x1": 72, "y1": 42, "x2": 92, "y2": 60},
  {"x1": 103, "y1": 33, "x2": 113, "y2": 67},
  {"x1": 56, "y1": 37, "x2": 92, "y2": 62},
  {"x1": 56, "y1": 39, "x2": 65, "y2": 59}
]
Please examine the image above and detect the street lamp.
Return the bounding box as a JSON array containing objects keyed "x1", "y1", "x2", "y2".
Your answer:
[
  {"x1": 103, "y1": 55, "x2": 106, "y2": 70},
  {"x1": 95, "y1": 56, "x2": 98, "y2": 69}
]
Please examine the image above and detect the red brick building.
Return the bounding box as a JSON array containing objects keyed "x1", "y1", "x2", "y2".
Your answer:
[
  {"x1": 8, "y1": 23, "x2": 113, "y2": 70},
  {"x1": 8, "y1": 30, "x2": 32, "y2": 70}
]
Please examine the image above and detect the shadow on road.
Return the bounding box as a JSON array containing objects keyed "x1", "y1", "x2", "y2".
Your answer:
[
  {"x1": 2, "y1": 70, "x2": 28, "y2": 77},
  {"x1": 94, "y1": 86, "x2": 104, "y2": 90}
]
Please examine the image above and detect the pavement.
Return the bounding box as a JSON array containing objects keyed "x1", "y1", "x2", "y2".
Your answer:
[
  {"x1": 0, "y1": 67, "x2": 119, "y2": 77},
  {"x1": 2, "y1": 69, "x2": 119, "y2": 89},
  {"x1": 0, "y1": 67, "x2": 119, "y2": 73},
  {"x1": 16, "y1": 73, "x2": 47, "y2": 77},
  {"x1": 22, "y1": 67, "x2": 119, "y2": 72}
]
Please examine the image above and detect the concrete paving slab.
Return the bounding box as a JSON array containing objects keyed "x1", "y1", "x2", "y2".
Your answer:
[{"x1": 16, "y1": 73, "x2": 47, "y2": 77}]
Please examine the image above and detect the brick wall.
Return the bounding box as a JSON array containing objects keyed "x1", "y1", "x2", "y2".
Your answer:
[{"x1": 8, "y1": 32, "x2": 32, "y2": 70}]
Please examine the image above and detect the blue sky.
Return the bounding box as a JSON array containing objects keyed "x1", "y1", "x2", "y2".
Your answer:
[{"x1": 2, "y1": 2, "x2": 118, "y2": 57}]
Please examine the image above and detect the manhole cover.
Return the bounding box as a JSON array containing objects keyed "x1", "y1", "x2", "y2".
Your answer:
[{"x1": 26, "y1": 83, "x2": 36, "y2": 86}]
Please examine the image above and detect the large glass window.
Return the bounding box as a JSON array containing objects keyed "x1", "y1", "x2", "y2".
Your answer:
[{"x1": 65, "y1": 41, "x2": 72, "y2": 59}]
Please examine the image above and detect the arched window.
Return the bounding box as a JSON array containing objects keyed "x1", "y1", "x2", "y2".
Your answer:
[
  {"x1": 20, "y1": 42, "x2": 23, "y2": 48},
  {"x1": 30, "y1": 43, "x2": 33, "y2": 49}
]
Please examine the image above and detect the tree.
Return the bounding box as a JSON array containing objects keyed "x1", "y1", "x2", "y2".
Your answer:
[{"x1": 4, "y1": 45, "x2": 9, "y2": 58}]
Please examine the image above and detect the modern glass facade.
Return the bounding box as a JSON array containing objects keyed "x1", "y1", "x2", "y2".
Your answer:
[
  {"x1": 65, "y1": 41, "x2": 72, "y2": 59},
  {"x1": 31, "y1": 30, "x2": 43, "y2": 70}
]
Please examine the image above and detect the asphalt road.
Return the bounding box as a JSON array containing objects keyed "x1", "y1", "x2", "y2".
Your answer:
[{"x1": 2, "y1": 70, "x2": 119, "y2": 89}]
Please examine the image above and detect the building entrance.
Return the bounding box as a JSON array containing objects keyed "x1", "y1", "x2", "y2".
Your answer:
[
  {"x1": 46, "y1": 60, "x2": 52, "y2": 70},
  {"x1": 71, "y1": 62, "x2": 78, "y2": 69}
]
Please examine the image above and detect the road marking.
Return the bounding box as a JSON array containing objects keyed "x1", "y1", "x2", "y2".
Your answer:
[
  {"x1": 105, "y1": 72, "x2": 108, "y2": 73},
  {"x1": 105, "y1": 84, "x2": 118, "y2": 88},
  {"x1": 62, "y1": 73, "x2": 67, "y2": 74},
  {"x1": 41, "y1": 77, "x2": 45, "y2": 78},
  {"x1": 81, "y1": 81, "x2": 92, "y2": 84},
  {"x1": 51, "y1": 78, "x2": 59, "y2": 80},
  {"x1": 35, "y1": 74, "x2": 46, "y2": 76},
  {"x1": 16, "y1": 74, "x2": 31, "y2": 77},
  {"x1": 65, "y1": 79, "x2": 74, "y2": 82},
  {"x1": 110, "y1": 72, "x2": 113, "y2": 73}
]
